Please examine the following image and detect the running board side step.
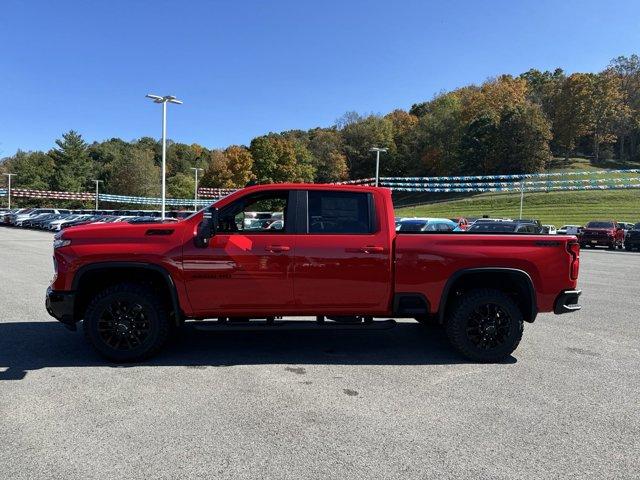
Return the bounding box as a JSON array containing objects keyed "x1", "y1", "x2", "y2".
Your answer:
[{"x1": 192, "y1": 319, "x2": 397, "y2": 332}]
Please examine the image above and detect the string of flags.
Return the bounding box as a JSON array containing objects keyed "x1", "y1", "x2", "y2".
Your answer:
[{"x1": 2, "y1": 169, "x2": 640, "y2": 203}]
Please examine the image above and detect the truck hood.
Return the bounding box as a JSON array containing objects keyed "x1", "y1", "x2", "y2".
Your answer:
[{"x1": 58, "y1": 220, "x2": 187, "y2": 244}]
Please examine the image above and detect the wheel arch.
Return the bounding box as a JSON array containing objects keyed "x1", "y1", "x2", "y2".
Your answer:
[
  {"x1": 72, "y1": 262, "x2": 182, "y2": 326},
  {"x1": 438, "y1": 268, "x2": 538, "y2": 324}
]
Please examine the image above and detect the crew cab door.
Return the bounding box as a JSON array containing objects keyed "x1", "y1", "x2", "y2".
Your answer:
[
  {"x1": 182, "y1": 190, "x2": 296, "y2": 316},
  {"x1": 293, "y1": 189, "x2": 393, "y2": 313}
]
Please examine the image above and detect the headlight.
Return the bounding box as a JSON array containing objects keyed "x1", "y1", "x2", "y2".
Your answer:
[{"x1": 53, "y1": 238, "x2": 71, "y2": 249}]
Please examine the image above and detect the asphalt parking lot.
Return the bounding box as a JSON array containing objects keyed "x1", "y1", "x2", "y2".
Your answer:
[{"x1": 0, "y1": 227, "x2": 638, "y2": 479}]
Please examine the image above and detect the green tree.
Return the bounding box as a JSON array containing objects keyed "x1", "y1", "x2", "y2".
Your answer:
[
  {"x1": 308, "y1": 128, "x2": 348, "y2": 182},
  {"x1": 553, "y1": 73, "x2": 593, "y2": 159},
  {"x1": 492, "y1": 104, "x2": 552, "y2": 173},
  {"x1": 340, "y1": 113, "x2": 395, "y2": 179},
  {"x1": 107, "y1": 146, "x2": 160, "y2": 197},
  {"x1": 51, "y1": 130, "x2": 93, "y2": 191},
  {"x1": 5, "y1": 151, "x2": 55, "y2": 190},
  {"x1": 410, "y1": 93, "x2": 464, "y2": 176},
  {"x1": 458, "y1": 114, "x2": 497, "y2": 175},
  {"x1": 587, "y1": 71, "x2": 629, "y2": 161},
  {"x1": 167, "y1": 172, "x2": 195, "y2": 199}
]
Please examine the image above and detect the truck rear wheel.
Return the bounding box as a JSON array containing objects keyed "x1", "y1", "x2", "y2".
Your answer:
[
  {"x1": 445, "y1": 288, "x2": 524, "y2": 362},
  {"x1": 83, "y1": 283, "x2": 170, "y2": 362}
]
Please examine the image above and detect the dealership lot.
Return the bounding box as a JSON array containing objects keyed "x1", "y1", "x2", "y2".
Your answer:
[{"x1": 0, "y1": 227, "x2": 638, "y2": 479}]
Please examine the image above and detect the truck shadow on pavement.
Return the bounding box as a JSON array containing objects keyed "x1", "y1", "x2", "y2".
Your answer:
[{"x1": 0, "y1": 321, "x2": 516, "y2": 380}]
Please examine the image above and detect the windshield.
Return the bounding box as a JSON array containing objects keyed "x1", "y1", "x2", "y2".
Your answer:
[
  {"x1": 633, "y1": 223, "x2": 640, "y2": 230},
  {"x1": 586, "y1": 221, "x2": 614, "y2": 229}
]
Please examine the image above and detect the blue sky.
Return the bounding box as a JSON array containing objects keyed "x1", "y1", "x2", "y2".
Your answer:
[{"x1": 1, "y1": 0, "x2": 638, "y2": 156}]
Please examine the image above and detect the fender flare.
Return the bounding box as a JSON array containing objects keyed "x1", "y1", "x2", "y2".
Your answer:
[
  {"x1": 72, "y1": 261, "x2": 182, "y2": 320},
  {"x1": 438, "y1": 267, "x2": 538, "y2": 323}
]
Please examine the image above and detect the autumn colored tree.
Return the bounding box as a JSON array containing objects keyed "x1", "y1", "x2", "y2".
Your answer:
[
  {"x1": 201, "y1": 146, "x2": 254, "y2": 188},
  {"x1": 250, "y1": 135, "x2": 314, "y2": 183}
]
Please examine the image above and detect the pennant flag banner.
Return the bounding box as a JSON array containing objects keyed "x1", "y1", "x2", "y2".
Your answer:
[
  {"x1": 98, "y1": 194, "x2": 212, "y2": 207},
  {"x1": 380, "y1": 168, "x2": 640, "y2": 182},
  {"x1": 7, "y1": 188, "x2": 95, "y2": 200},
  {"x1": 197, "y1": 187, "x2": 237, "y2": 198},
  {"x1": 2, "y1": 169, "x2": 640, "y2": 203}
]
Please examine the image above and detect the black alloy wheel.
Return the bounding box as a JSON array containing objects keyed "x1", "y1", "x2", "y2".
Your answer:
[
  {"x1": 465, "y1": 303, "x2": 511, "y2": 350},
  {"x1": 97, "y1": 298, "x2": 151, "y2": 351},
  {"x1": 446, "y1": 288, "x2": 524, "y2": 362},
  {"x1": 84, "y1": 283, "x2": 170, "y2": 362}
]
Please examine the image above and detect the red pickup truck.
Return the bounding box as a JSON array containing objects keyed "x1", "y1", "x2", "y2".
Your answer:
[
  {"x1": 46, "y1": 184, "x2": 582, "y2": 363},
  {"x1": 579, "y1": 220, "x2": 625, "y2": 250}
]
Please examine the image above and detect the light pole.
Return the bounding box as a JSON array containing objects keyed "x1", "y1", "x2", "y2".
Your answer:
[
  {"x1": 3, "y1": 173, "x2": 15, "y2": 209},
  {"x1": 369, "y1": 147, "x2": 388, "y2": 187},
  {"x1": 93, "y1": 180, "x2": 104, "y2": 211},
  {"x1": 190, "y1": 167, "x2": 203, "y2": 212},
  {"x1": 146, "y1": 94, "x2": 183, "y2": 220}
]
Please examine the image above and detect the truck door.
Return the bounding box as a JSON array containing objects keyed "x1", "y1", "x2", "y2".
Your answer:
[
  {"x1": 293, "y1": 189, "x2": 393, "y2": 314},
  {"x1": 182, "y1": 190, "x2": 296, "y2": 316}
]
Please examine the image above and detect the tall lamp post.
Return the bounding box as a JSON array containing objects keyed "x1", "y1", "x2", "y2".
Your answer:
[
  {"x1": 93, "y1": 179, "x2": 104, "y2": 211},
  {"x1": 3, "y1": 173, "x2": 15, "y2": 209},
  {"x1": 369, "y1": 147, "x2": 388, "y2": 187},
  {"x1": 145, "y1": 94, "x2": 183, "y2": 220},
  {"x1": 190, "y1": 167, "x2": 203, "y2": 212}
]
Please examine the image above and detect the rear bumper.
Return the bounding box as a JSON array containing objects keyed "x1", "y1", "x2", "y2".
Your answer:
[
  {"x1": 45, "y1": 287, "x2": 77, "y2": 329},
  {"x1": 554, "y1": 289, "x2": 582, "y2": 314}
]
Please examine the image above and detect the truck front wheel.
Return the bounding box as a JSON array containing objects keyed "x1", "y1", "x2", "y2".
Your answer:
[
  {"x1": 83, "y1": 283, "x2": 170, "y2": 362},
  {"x1": 445, "y1": 288, "x2": 524, "y2": 362}
]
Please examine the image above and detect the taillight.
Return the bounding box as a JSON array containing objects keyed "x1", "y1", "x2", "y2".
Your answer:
[{"x1": 567, "y1": 241, "x2": 580, "y2": 280}]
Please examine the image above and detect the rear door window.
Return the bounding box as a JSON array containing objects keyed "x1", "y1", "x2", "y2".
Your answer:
[{"x1": 308, "y1": 191, "x2": 373, "y2": 234}]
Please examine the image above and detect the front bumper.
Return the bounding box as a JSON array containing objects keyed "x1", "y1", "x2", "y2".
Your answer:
[
  {"x1": 580, "y1": 237, "x2": 613, "y2": 246},
  {"x1": 554, "y1": 289, "x2": 582, "y2": 314},
  {"x1": 46, "y1": 287, "x2": 77, "y2": 329}
]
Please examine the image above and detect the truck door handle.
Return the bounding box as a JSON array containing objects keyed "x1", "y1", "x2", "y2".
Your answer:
[
  {"x1": 265, "y1": 245, "x2": 290, "y2": 253},
  {"x1": 359, "y1": 246, "x2": 384, "y2": 254}
]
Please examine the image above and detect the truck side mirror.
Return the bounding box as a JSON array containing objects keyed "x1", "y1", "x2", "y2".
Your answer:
[{"x1": 195, "y1": 206, "x2": 218, "y2": 248}]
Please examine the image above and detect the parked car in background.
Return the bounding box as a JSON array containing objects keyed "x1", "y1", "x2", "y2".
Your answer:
[
  {"x1": 468, "y1": 219, "x2": 543, "y2": 234},
  {"x1": 557, "y1": 225, "x2": 582, "y2": 235},
  {"x1": 542, "y1": 225, "x2": 557, "y2": 234},
  {"x1": 624, "y1": 222, "x2": 640, "y2": 251},
  {"x1": 579, "y1": 221, "x2": 624, "y2": 249},
  {"x1": 397, "y1": 218, "x2": 458, "y2": 232},
  {"x1": 14, "y1": 209, "x2": 60, "y2": 226},
  {"x1": 618, "y1": 222, "x2": 634, "y2": 234}
]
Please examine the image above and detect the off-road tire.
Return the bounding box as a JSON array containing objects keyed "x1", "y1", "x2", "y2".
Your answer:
[
  {"x1": 445, "y1": 288, "x2": 524, "y2": 362},
  {"x1": 83, "y1": 283, "x2": 170, "y2": 362}
]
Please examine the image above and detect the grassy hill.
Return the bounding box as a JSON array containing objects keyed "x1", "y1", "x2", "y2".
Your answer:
[
  {"x1": 393, "y1": 158, "x2": 640, "y2": 226},
  {"x1": 395, "y1": 189, "x2": 640, "y2": 226}
]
